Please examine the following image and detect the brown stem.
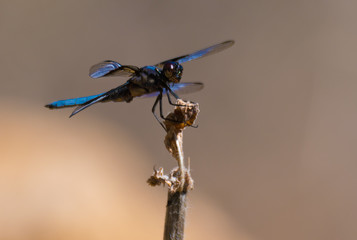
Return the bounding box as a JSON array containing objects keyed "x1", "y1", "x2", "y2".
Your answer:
[
  {"x1": 163, "y1": 190, "x2": 187, "y2": 240},
  {"x1": 148, "y1": 99, "x2": 199, "y2": 240}
]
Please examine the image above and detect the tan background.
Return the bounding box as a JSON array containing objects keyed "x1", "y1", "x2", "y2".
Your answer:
[{"x1": 1, "y1": 1, "x2": 357, "y2": 240}]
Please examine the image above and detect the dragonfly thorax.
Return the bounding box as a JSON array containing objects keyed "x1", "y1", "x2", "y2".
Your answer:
[{"x1": 163, "y1": 61, "x2": 183, "y2": 83}]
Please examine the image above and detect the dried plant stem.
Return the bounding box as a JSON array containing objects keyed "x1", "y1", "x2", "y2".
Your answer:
[
  {"x1": 176, "y1": 138, "x2": 185, "y2": 192},
  {"x1": 147, "y1": 99, "x2": 199, "y2": 240},
  {"x1": 163, "y1": 189, "x2": 187, "y2": 240}
]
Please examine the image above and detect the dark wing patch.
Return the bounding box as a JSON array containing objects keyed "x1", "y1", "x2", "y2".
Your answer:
[
  {"x1": 89, "y1": 60, "x2": 139, "y2": 78},
  {"x1": 155, "y1": 40, "x2": 234, "y2": 68}
]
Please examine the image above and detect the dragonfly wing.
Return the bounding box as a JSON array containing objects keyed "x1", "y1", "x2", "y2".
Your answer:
[
  {"x1": 89, "y1": 60, "x2": 139, "y2": 78},
  {"x1": 140, "y1": 82, "x2": 204, "y2": 98},
  {"x1": 155, "y1": 40, "x2": 234, "y2": 68}
]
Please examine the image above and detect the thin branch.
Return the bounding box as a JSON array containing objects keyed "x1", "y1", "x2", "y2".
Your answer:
[
  {"x1": 164, "y1": 190, "x2": 187, "y2": 240},
  {"x1": 147, "y1": 99, "x2": 199, "y2": 240}
]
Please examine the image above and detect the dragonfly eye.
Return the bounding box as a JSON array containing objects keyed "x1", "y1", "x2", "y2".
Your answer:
[{"x1": 163, "y1": 61, "x2": 183, "y2": 83}]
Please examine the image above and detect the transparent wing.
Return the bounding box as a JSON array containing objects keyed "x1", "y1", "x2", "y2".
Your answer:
[
  {"x1": 140, "y1": 82, "x2": 204, "y2": 98},
  {"x1": 89, "y1": 60, "x2": 140, "y2": 78},
  {"x1": 155, "y1": 40, "x2": 234, "y2": 68}
]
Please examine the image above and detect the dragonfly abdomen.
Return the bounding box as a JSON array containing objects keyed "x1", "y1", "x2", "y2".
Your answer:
[{"x1": 45, "y1": 93, "x2": 105, "y2": 109}]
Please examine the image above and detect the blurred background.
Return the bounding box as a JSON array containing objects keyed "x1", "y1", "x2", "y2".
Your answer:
[{"x1": 1, "y1": 0, "x2": 357, "y2": 239}]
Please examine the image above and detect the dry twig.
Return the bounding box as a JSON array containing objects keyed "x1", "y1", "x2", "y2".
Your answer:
[{"x1": 147, "y1": 99, "x2": 199, "y2": 240}]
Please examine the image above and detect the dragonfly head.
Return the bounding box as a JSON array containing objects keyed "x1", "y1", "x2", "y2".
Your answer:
[{"x1": 163, "y1": 61, "x2": 183, "y2": 83}]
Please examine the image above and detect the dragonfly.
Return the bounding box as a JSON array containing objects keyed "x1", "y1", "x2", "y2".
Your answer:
[{"x1": 45, "y1": 40, "x2": 234, "y2": 129}]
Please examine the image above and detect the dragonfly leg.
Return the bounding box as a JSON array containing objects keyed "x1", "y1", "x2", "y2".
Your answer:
[
  {"x1": 166, "y1": 89, "x2": 199, "y2": 128},
  {"x1": 162, "y1": 92, "x2": 194, "y2": 126},
  {"x1": 161, "y1": 82, "x2": 180, "y2": 101},
  {"x1": 164, "y1": 85, "x2": 179, "y2": 99},
  {"x1": 166, "y1": 90, "x2": 184, "y2": 107},
  {"x1": 152, "y1": 92, "x2": 166, "y2": 130},
  {"x1": 154, "y1": 91, "x2": 185, "y2": 125},
  {"x1": 159, "y1": 92, "x2": 165, "y2": 119},
  {"x1": 159, "y1": 93, "x2": 179, "y2": 121},
  {"x1": 152, "y1": 89, "x2": 198, "y2": 129}
]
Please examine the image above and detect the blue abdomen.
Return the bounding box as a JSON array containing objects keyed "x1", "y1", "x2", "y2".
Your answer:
[{"x1": 45, "y1": 93, "x2": 105, "y2": 109}]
